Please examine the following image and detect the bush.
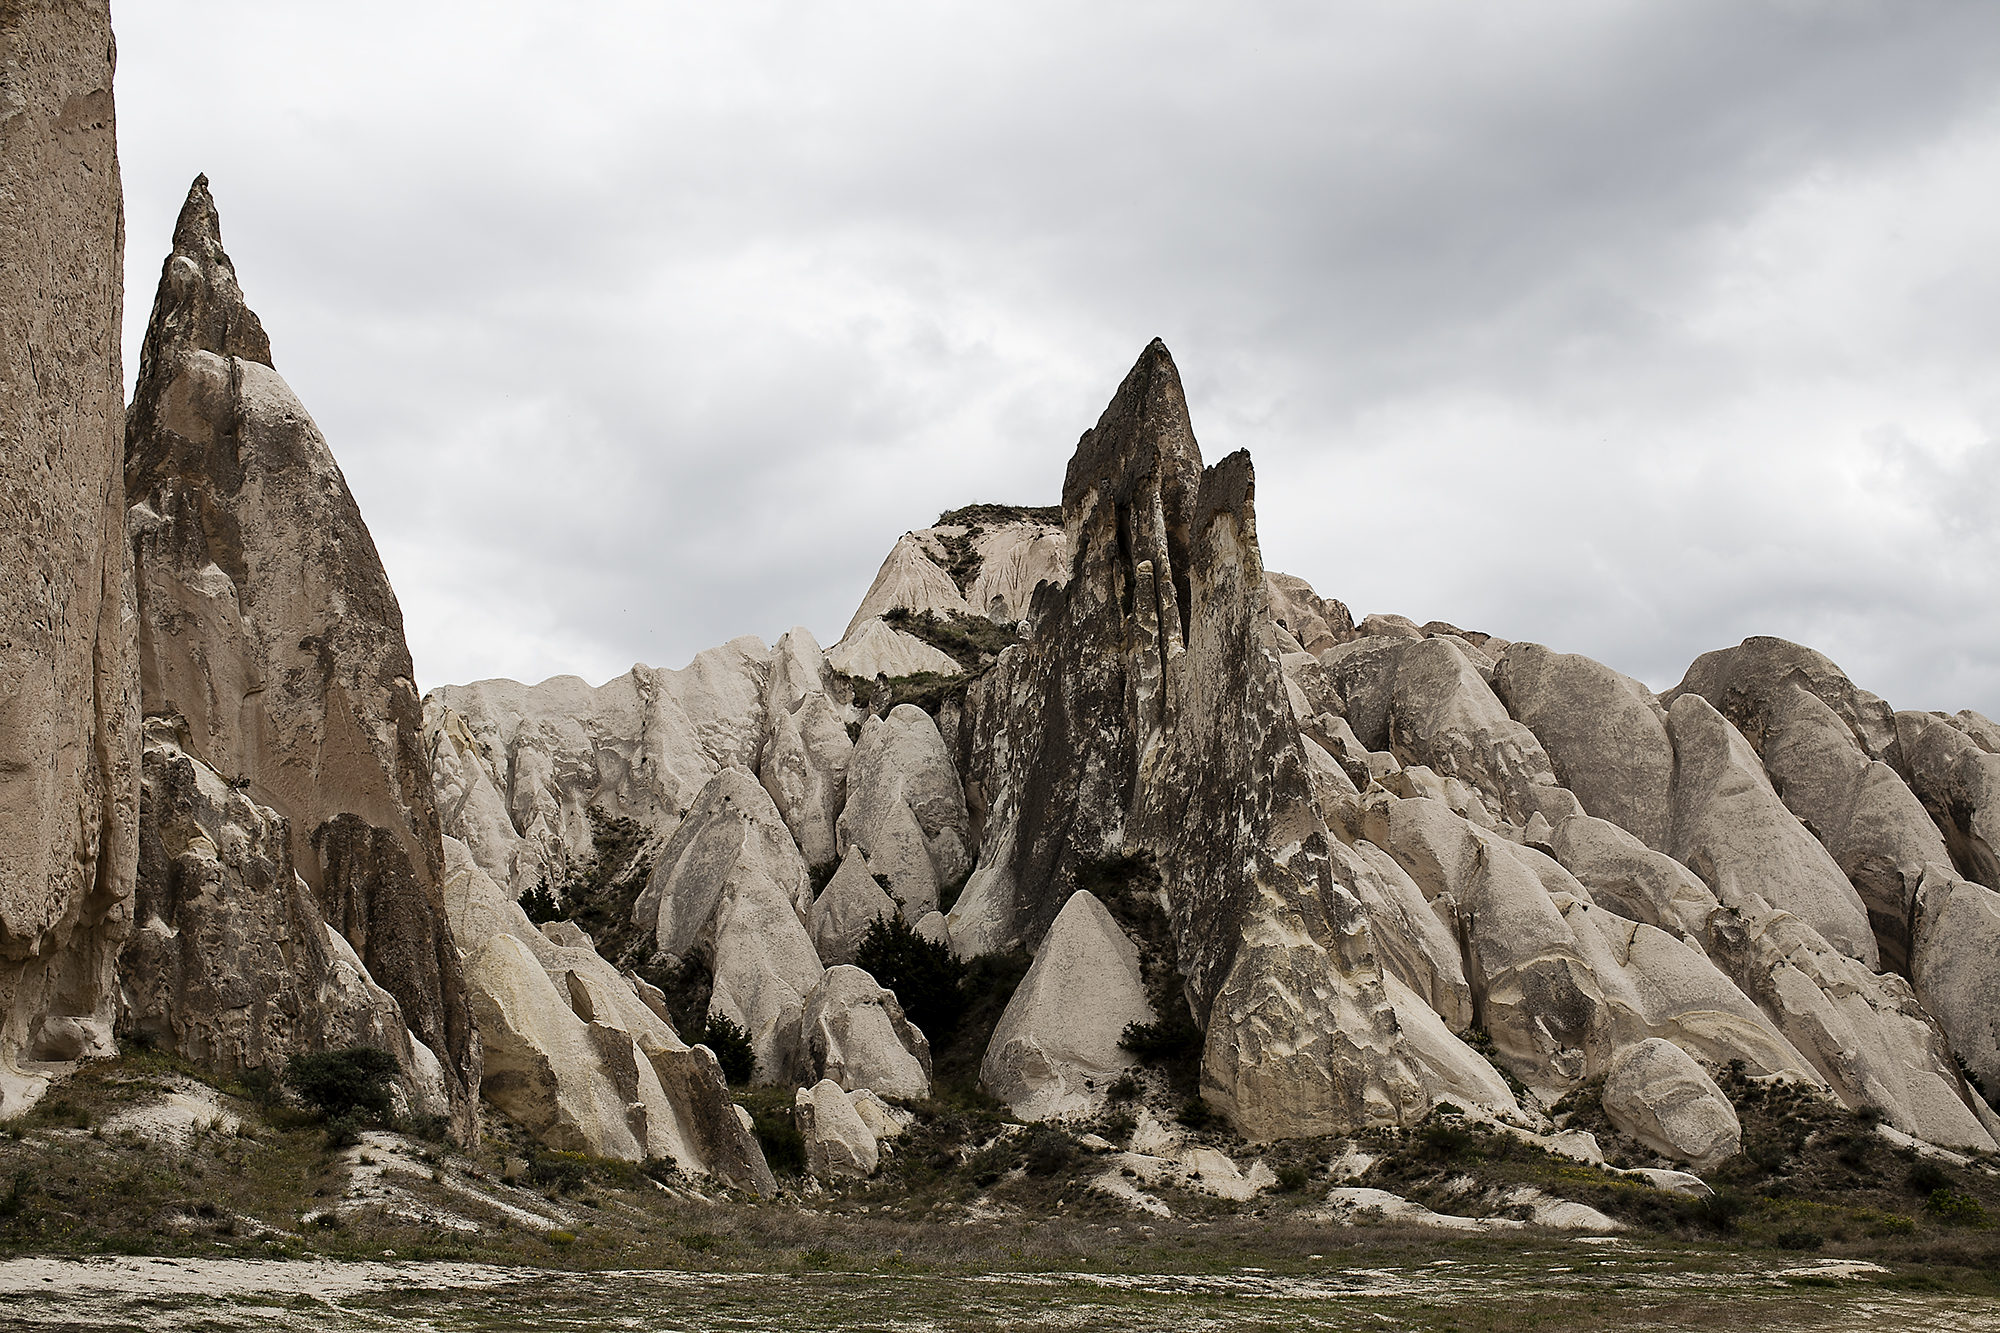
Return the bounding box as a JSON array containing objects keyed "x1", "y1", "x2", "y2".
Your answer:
[
  {"x1": 1177, "y1": 1097, "x2": 1221, "y2": 1131},
  {"x1": 1021, "y1": 1125, "x2": 1078, "y2": 1176},
  {"x1": 749, "y1": 1105, "x2": 805, "y2": 1177},
  {"x1": 1927, "y1": 1189, "x2": 1990, "y2": 1227},
  {"x1": 700, "y1": 1013, "x2": 756, "y2": 1086},
  {"x1": 1774, "y1": 1227, "x2": 1824, "y2": 1250},
  {"x1": 285, "y1": 1047, "x2": 398, "y2": 1122},
  {"x1": 1106, "y1": 1072, "x2": 1142, "y2": 1103},
  {"x1": 855, "y1": 914, "x2": 966, "y2": 1044},
  {"x1": 1908, "y1": 1160, "x2": 1951, "y2": 1195},
  {"x1": 518, "y1": 877, "x2": 563, "y2": 925},
  {"x1": 1275, "y1": 1163, "x2": 1313, "y2": 1193}
]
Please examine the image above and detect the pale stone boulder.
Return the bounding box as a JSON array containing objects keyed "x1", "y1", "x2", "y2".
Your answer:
[
  {"x1": 1950, "y1": 710, "x2": 2000, "y2": 753},
  {"x1": 837, "y1": 706, "x2": 972, "y2": 917},
  {"x1": 1601, "y1": 1039, "x2": 1741, "y2": 1170},
  {"x1": 843, "y1": 534, "x2": 972, "y2": 640},
  {"x1": 1909, "y1": 866, "x2": 2000, "y2": 1098},
  {"x1": 1265, "y1": 572, "x2": 1354, "y2": 655},
  {"x1": 827, "y1": 617, "x2": 963, "y2": 681},
  {"x1": 1493, "y1": 644, "x2": 1673, "y2": 850},
  {"x1": 0, "y1": 0, "x2": 136, "y2": 1117},
  {"x1": 1896, "y1": 710, "x2": 2000, "y2": 891},
  {"x1": 807, "y1": 850, "x2": 897, "y2": 965},
  {"x1": 634, "y1": 768, "x2": 824, "y2": 1081},
  {"x1": 1318, "y1": 636, "x2": 1414, "y2": 751},
  {"x1": 795, "y1": 1078, "x2": 879, "y2": 1179},
  {"x1": 914, "y1": 911, "x2": 952, "y2": 948},
  {"x1": 1665, "y1": 695, "x2": 1879, "y2": 967},
  {"x1": 802, "y1": 965, "x2": 932, "y2": 1100},
  {"x1": 982, "y1": 891, "x2": 1153, "y2": 1120},
  {"x1": 1547, "y1": 814, "x2": 1720, "y2": 942},
  {"x1": 1385, "y1": 638, "x2": 1582, "y2": 828},
  {"x1": 846, "y1": 1087, "x2": 914, "y2": 1140},
  {"x1": 1357, "y1": 613, "x2": 1425, "y2": 641}
]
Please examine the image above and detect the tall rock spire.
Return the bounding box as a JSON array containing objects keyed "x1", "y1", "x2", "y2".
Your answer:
[
  {"x1": 0, "y1": 0, "x2": 137, "y2": 1115},
  {"x1": 124, "y1": 177, "x2": 480, "y2": 1137}
]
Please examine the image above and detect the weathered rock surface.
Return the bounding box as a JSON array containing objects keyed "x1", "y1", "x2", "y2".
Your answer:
[
  {"x1": 837, "y1": 706, "x2": 971, "y2": 918},
  {"x1": 123, "y1": 177, "x2": 478, "y2": 1134},
  {"x1": 1601, "y1": 1039, "x2": 1741, "y2": 1171},
  {"x1": 0, "y1": 0, "x2": 137, "y2": 1115},
  {"x1": 442, "y1": 836, "x2": 773, "y2": 1189},
  {"x1": 633, "y1": 768, "x2": 823, "y2": 1080},
  {"x1": 964, "y1": 521, "x2": 1067, "y2": 623},
  {"x1": 123, "y1": 725, "x2": 446, "y2": 1115},
  {"x1": 1908, "y1": 866, "x2": 2000, "y2": 1098},
  {"x1": 981, "y1": 891, "x2": 1153, "y2": 1120},
  {"x1": 1895, "y1": 709, "x2": 2000, "y2": 892},
  {"x1": 806, "y1": 850, "x2": 897, "y2": 965},
  {"x1": 843, "y1": 534, "x2": 971, "y2": 639},
  {"x1": 1493, "y1": 644, "x2": 1673, "y2": 850},
  {"x1": 826, "y1": 617, "x2": 963, "y2": 681},
  {"x1": 795, "y1": 1077, "x2": 878, "y2": 1180},
  {"x1": 758, "y1": 648, "x2": 853, "y2": 870},
  {"x1": 425, "y1": 634, "x2": 776, "y2": 902},
  {"x1": 1264, "y1": 573, "x2": 1353, "y2": 655},
  {"x1": 801, "y1": 964, "x2": 932, "y2": 1100},
  {"x1": 1672, "y1": 638, "x2": 1951, "y2": 972},
  {"x1": 1665, "y1": 695, "x2": 1878, "y2": 967}
]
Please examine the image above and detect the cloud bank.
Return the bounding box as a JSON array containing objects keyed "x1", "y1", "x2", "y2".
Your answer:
[{"x1": 113, "y1": 1, "x2": 2000, "y2": 713}]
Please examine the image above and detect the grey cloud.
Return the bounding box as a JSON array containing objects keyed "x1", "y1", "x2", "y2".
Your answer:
[{"x1": 110, "y1": 1, "x2": 2000, "y2": 715}]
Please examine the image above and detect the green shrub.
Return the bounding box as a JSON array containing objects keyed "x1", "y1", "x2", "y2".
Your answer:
[
  {"x1": 1022, "y1": 1125, "x2": 1079, "y2": 1176},
  {"x1": 1275, "y1": 1163, "x2": 1313, "y2": 1193},
  {"x1": 855, "y1": 914, "x2": 966, "y2": 1044},
  {"x1": 749, "y1": 1105, "x2": 806, "y2": 1177},
  {"x1": 518, "y1": 876, "x2": 563, "y2": 924},
  {"x1": 1106, "y1": 1072, "x2": 1142, "y2": 1103},
  {"x1": 1774, "y1": 1227, "x2": 1824, "y2": 1250},
  {"x1": 1177, "y1": 1097, "x2": 1222, "y2": 1131},
  {"x1": 1907, "y1": 1159, "x2": 1951, "y2": 1195},
  {"x1": 284, "y1": 1046, "x2": 398, "y2": 1122},
  {"x1": 700, "y1": 1013, "x2": 756, "y2": 1086},
  {"x1": 1927, "y1": 1189, "x2": 1990, "y2": 1227}
]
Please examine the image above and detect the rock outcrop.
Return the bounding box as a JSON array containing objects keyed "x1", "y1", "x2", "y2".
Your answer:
[
  {"x1": 442, "y1": 837, "x2": 773, "y2": 1189},
  {"x1": 794, "y1": 1078, "x2": 878, "y2": 1180},
  {"x1": 1600, "y1": 1039, "x2": 1741, "y2": 1171},
  {"x1": 800, "y1": 964, "x2": 932, "y2": 1100},
  {"x1": 806, "y1": 850, "x2": 897, "y2": 965},
  {"x1": 123, "y1": 723, "x2": 447, "y2": 1115},
  {"x1": 980, "y1": 891, "x2": 1154, "y2": 1120},
  {"x1": 632, "y1": 768, "x2": 823, "y2": 1080},
  {"x1": 0, "y1": 0, "x2": 137, "y2": 1116},
  {"x1": 123, "y1": 178, "x2": 478, "y2": 1134},
  {"x1": 836, "y1": 706, "x2": 971, "y2": 919},
  {"x1": 1895, "y1": 709, "x2": 2000, "y2": 892}
]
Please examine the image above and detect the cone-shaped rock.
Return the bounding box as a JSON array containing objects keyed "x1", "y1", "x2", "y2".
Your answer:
[{"x1": 124, "y1": 178, "x2": 479, "y2": 1136}]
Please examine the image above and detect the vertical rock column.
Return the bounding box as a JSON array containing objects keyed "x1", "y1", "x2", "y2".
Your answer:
[
  {"x1": 0, "y1": 0, "x2": 138, "y2": 1114},
  {"x1": 124, "y1": 178, "x2": 479, "y2": 1137}
]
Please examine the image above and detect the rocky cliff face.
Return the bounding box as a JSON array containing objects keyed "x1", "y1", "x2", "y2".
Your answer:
[
  {"x1": 420, "y1": 337, "x2": 2000, "y2": 1166},
  {"x1": 0, "y1": 0, "x2": 137, "y2": 1117},
  {"x1": 123, "y1": 179, "x2": 478, "y2": 1135}
]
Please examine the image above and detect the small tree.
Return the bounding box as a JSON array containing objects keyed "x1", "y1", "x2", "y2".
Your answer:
[
  {"x1": 699, "y1": 1013, "x2": 756, "y2": 1085},
  {"x1": 854, "y1": 913, "x2": 965, "y2": 1043},
  {"x1": 284, "y1": 1046, "x2": 399, "y2": 1122}
]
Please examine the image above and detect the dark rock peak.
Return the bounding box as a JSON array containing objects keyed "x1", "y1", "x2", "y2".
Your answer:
[{"x1": 138, "y1": 174, "x2": 273, "y2": 377}]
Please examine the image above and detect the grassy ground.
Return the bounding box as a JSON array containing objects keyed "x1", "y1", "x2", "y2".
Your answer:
[{"x1": 2, "y1": 1045, "x2": 1996, "y2": 1304}]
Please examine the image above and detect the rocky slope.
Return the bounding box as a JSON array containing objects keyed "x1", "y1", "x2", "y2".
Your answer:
[
  {"x1": 424, "y1": 337, "x2": 2000, "y2": 1181},
  {"x1": 0, "y1": 0, "x2": 137, "y2": 1118}
]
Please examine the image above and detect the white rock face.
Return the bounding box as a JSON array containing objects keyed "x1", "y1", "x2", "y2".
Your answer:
[
  {"x1": 1897, "y1": 710, "x2": 2000, "y2": 891},
  {"x1": 807, "y1": 850, "x2": 897, "y2": 966},
  {"x1": 795, "y1": 1078, "x2": 879, "y2": 1179},
  {"x1": 1332, "y1": 839, "x2": 1473, "y2": 1031},
  {"x1": 439, "y1": 836, "x2": 775, "y2": 1189},
  {"x1": 982, "y1": 891, "x2": 1154, "y2": 1120},
  {"x1": 426, "y1": 635, "x2": 775, "y2": 902},
  {"x1": 1666, "y1": 694, "x2": 1880, "y2": 968},
  {"x1": 1264, "y1": 572, "x2": 1352, "y2": 655},
  {"x1": 757, "y1": 636, "x2": 854, "y2": 871},
  {"x1": 1908, "y1": 866, "x2": 2000, "y2": 1102},
  {"x1": 633, "y1": 768, "x2": 824, "y2": 1081},
  {"x1": 837, "y1": 707, "x2": 972, "y2": 918},
  {"x1": 1386, "y1": 638, "x2": 1582, "y2": 828},
  {"x1": 965, "y1": 522, "x2": 1068, "y2": 623},
  {"x1": 801, "y1": 965, "x2": 932, "y2": 1100},
  {"x1": 826, "y1": 618, "x2": 963, "y2": 681},
  {"x1": 843, "y1": 534, "x2": 972, "y2": 639},
  {"x1": 1494, "y1": 643, "x2": 1674, "y2": 851},
  {"x1": 1601, "y1": 1039, "x2": 1742, "y2": 1171}
]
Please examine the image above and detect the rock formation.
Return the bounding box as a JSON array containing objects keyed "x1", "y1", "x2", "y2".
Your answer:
[
  {"x1": 800, "y1": 964, "x2": 931, "y2": 1101},
  {"x1": 1600, "y1": 1038, "x2": 1741, "y2": 1171},
  {"x1": 123, "y1": 178, "x2": 477, "y2": 1134},
  {"x1": 0, "y1": 0, "x2": 136, "y2": 1116}
]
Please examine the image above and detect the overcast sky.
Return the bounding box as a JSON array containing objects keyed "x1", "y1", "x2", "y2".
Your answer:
[{"x1": 112, "y1": 2, "x2": 2000, "y2": 715}]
